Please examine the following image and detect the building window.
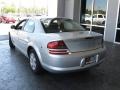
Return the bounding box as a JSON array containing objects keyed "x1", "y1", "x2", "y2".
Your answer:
[
  {"x1": 93, "y1": 0, "x2": 107, "y2": 26},
  {"x1": 80, "y1": 0, "x2": 107, "y2": 34},
  {"x1": 80, "y1": 0, "x2": 92, "y2": 25},
  {"x1": 115, "y1": 3, "x2": 120, "y2": 43},
  {"x1": 115, "y1": 30, "x2": 120, "y2": 42},
  {"x1": 80, "y1": 0, "x2": 92, "y2": 30}
]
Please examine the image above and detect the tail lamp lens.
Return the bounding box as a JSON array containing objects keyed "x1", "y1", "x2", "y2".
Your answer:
[{"x1": 47, "y1": 41, "x2": 69, "y2": 55}]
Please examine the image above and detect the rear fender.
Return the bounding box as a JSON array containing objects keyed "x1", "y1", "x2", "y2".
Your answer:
[{"x1": 28, "y1": 42, "x2": 43, "y2": 63}]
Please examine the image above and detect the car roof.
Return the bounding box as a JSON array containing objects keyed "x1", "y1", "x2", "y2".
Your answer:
[{"x1": 28, "y1": 17, "x2": 70, "y2": 21}]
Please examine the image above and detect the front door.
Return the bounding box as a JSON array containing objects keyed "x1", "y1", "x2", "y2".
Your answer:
[
  {"x1": 13, "y1": 19, "x2": 27, "y2": 49},
  {"x1": 18, "y1": 19, "x2": 35, "y2": 55}
]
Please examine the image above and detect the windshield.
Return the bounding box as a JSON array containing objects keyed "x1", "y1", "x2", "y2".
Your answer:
[
  {"x1": 63, "y1": 19, "x2": 85, "y2": 31},
  {"x1": 41, "y1": 18, "x2": 86, "y2": 33}
]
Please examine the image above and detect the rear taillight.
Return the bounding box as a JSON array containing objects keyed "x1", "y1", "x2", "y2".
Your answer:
[{"x1": 47, "y1": 41, "x2": 69, "y2": 55}]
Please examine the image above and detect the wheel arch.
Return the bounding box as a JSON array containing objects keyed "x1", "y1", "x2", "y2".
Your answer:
[
  {"x1": 27, "y1": 44, "x2": 43, "y2": 64},
  {"x1": 27, "y1": 46, "x2": 34, "y2": 56}
]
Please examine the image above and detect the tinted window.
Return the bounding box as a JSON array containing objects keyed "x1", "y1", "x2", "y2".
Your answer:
[
  {"x1": 115, "y1": 30, "x2": 120, "y2": 42},
  {"x1": 63, "y1": 19, "x2": 85, "y2": 31},
  {"x1": 41, "y1": 18, "x2": 52, "y2": 27},
  {"x1": 43, "y1": 19, "x2": 85, "y2": 33},
  {"x1": 24, "y1": 20, "x2": 35, "y2": 33}
]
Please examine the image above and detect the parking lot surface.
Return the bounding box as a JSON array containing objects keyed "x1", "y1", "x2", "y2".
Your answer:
[
  {"x1": 0, "y1": 40, "x2": 120, "y2": 90},
  {"x1": 0, "y1": 23, "x2": 12, "y2": 35}
]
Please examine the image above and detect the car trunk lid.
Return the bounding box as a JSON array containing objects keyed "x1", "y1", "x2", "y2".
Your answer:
[
  {"x1": 64, "y1": 35, "x2": 102, "y2": 52},
  {"x1": 44, "y1": 31, "x2": 103, "y2": 53}
]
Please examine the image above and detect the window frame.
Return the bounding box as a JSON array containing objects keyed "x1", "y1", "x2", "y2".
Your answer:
[{"x1": 15, "y1": 19, "x2": 27, "y2": 30}]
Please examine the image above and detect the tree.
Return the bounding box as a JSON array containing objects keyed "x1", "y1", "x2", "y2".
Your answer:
[{"x1": 2, "y1": 5, "x2": 16, "y2": 13}]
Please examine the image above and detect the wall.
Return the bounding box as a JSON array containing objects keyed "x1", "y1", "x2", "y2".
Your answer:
[
  {"x1": 48, "y1": 0, "x2": 58, "y2": 17},
  {"x1": 57, "y1": 0, "x2": 65, "y2": 17},
  {"x1": 64, "y1": 0, "x2": 74, "y2": 19},
  {"x1": 73, "y1": 0, "x2": 80, "y2": 22},
  {"x1": 57, "y1": 0, "x2": 80, "y2": 22}
]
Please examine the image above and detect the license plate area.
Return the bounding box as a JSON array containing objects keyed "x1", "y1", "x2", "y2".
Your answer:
[{"x1": 85, "y1": 55, "x2": 97, "y2": 65}]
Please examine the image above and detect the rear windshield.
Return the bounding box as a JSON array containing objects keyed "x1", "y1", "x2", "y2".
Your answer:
[{"x1": 41, "y1": 18, "x2": 86, "y2": 33}]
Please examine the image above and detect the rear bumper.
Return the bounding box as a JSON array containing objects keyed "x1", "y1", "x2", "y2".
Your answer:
[
  {"x1": 41, "y1": 47, "x2": 106, "y2": 73},
  {"x1": 42, "y1": 58, "x2": 105, "y2": 73}
]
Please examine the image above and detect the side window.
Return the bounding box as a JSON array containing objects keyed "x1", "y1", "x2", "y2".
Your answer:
[
  {"x1": 48, "y1": 19, "x2": 59, "y2": 29},
  {"x1": 41, "y1": 18, "x2": 52, "y2": 28},
  {"x1": 44, "y1": 19, "x2": 51, "y2": 24},
  {"x1": 16, "y1": 20, "x2": 27, "y2": 30},
  {"x1": 24, "y1": 20, "x2": 35, "y2": 33},
  {"x1": 98, "y1": 15, "x2": 103, "y2": 18}
]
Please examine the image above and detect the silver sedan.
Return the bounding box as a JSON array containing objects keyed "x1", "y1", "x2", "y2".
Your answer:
[{"x1": 9, "y1": 17, "x2": 106, "y2": 73}]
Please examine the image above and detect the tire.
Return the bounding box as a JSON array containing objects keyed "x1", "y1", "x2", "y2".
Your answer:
[
  {"x1": 29, "y1": 49, "x2": 42, "y2": 74},
  {"x1": 9, "y1": 33, "x2": 15, "y2": 49}
]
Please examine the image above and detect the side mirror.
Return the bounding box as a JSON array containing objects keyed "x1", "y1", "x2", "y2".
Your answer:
[
  {"x1": 11, "y1": 25, "x2": 16, "y2": 29},
  {"x1": 17, "y1": 26, "x2": 22, "y2": 29}
]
